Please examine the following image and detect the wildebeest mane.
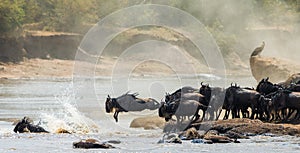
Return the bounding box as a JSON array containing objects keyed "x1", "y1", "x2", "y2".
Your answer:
[{"x1": 117, "y1": 91, "x2": 139, "y2": 99}]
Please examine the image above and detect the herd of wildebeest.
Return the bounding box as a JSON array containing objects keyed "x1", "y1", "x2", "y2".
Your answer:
[
  {"x1": 105, "y1": 77, "x2": 300, "y2": 126},
  {"x1": 12, "y1": 76, "x2": 300, "y2": 148}
]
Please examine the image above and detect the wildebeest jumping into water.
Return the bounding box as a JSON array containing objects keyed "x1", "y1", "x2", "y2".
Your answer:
[{"x1": 105, "y1": 92, "x2": 159, "y2": 122}]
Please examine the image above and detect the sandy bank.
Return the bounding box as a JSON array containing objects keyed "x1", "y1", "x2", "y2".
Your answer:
[{"x1": 0, "y1": 57, "x2": 252, "y2": 79}]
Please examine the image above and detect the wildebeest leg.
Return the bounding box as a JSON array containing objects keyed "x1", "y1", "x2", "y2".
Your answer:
[
  {"x1": 275, "y1": 109, "x2": 282, "y2": 121},
  {"x1": 231, "y1": 107, "x2": 237, "y2": 119},
  {"x1": 216, "y1": 109, "x2": 222, "y2": 120},
  {"x1": 223, "y1": 109, "x2": 230, "y2": 120},
  {"x1": 201, "y1": 110, "x2": 206, "y2": 121},
  {"x1": 295, "y1": 110, "x2": 300, "y2": 120},
  {"x1": 284, "y1": 109, "x2": 295, "y2": 121},
  {"x1": 265, "y1": 110, "x2": 271, "y2": 121},
  {"x1": 113, "y1": 111, "x2": 119, "y2": 122},
  {"x1": 281, "y1": 109, "x2": 286, "y2": 120},
  {"x1": 249, "y1": 106, "x2": 255, "y2": 119},
  {"x1": 193, "y1": 108, "x2": 201, "y2": 122}
]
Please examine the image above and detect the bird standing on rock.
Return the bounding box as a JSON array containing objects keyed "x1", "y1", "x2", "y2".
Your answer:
[{"x1": 251, "y1": 41, "x2": 265, "y2": 57}]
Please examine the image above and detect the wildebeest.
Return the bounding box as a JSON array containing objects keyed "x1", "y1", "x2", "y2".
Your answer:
[
  {"x1": 199, "y1": 83, "x2": 226, "y2": 120},
  {"x1": 256, "y1": 77, "x2": 281, "y2": 95},
  {"x1": 105, "y1": 92, "x2": 159, "y2": 122},
  {"x1": 13, "y1": 116, "x2": 49, "y2": 133},
  {"x1": 165, "y1": 86, "x2": 198, "y2": 102},
  {"x1": 158, "y1": 99, "x2": 208, "y2": 124},
  {"x1": 287, "y1": 83, "x2": 300, "y2": 92},
  {"x1": 270, "y1": 90, "x2": 300, "y2": 121},
  {"x1": 164, "y1": 86, "x2": 208, "y2": 121},
  {"x1": 223, "y1": 84, "x2": 263, "y2": 120}
]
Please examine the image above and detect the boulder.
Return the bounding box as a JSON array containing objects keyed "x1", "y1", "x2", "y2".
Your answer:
[{"x1": 130, "y1": 116, "x2": 165, "y2": 130}]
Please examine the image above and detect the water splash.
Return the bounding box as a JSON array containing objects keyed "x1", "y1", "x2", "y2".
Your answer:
[{"x1": 39, "y1": 84, "x2": 99, "y2": 134}]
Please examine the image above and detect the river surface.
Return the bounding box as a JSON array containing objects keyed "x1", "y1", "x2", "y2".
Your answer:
[{"x1": 0, "y1": 75, "x2": 299, "y2": 153}]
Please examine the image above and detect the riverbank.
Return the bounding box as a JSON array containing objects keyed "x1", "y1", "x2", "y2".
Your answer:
[{"x1": 0, "y1": 58, "x2": 252, "y2": 79}]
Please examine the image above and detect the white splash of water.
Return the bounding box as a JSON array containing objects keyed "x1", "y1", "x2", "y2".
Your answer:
[{"x1": 40, "y1": 84, "x2": 99, "y2": 134}]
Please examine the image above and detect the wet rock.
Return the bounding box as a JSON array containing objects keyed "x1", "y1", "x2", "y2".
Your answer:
[
  {"x1": 157, "y1": 133, "x2": 182, "y2": 144},
  {"x1": 203, "y1": 130, "x2": 239, "y2": 143},
  {"x1": 104, "y1": 140, "x2": 121, "y2": 144},
  {"x1": 190, "y1": 118, "x2": 300, "y2": 137},
  {"x1": 183, "y1": 127, "x2": 202, "y2": 140},
  {"x1": 73, "y1": 139, "x2": 115, "y2": 149},
  {"x1": 55, "y1": 128, "x2": 71, "y2": 134},
  {"x1": 130, "y1": 116, "x2": 165, "y2": 130},
  {"x1": 191, "y1": 139, "x2": 213, "y2": 144},
  {"x1": 163, "y1": 120, "x2": 191, "y2": 133},
  {"x1": 224, "y1": 131, "x2": 249, "y2": 139}
]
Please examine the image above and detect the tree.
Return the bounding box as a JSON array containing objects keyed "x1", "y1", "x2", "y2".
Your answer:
[{"x1": 0, "y1": 0, "x2": 25, "y2": 37}]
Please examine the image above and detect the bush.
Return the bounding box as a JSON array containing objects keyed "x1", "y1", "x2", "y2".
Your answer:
[{"x1": 0, "y1": 0, "x2": 25, "y2": 37}]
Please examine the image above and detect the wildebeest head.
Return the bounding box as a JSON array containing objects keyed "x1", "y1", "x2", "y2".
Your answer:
[
  {"x1": 200, "y1": 82, "x2": 212, "y2": 101},
  {"x1": 158, "y1": 102, "x2": 175, "y2": 122},
  {"x1": 256, "y1": 77, "x2": 281, "y2": 95},
  {"x1": 165, "y1": 93, "x2": 171, "y2": 103},
  {"x1": 224, "y1": 84, "x2": 241, "y2": 105},
  {"x1": 105, "y1": 95, "x2": 113, "y2": 113}
]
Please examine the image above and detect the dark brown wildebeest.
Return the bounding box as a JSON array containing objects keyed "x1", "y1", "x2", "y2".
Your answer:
[
  {"x1": 158, "y1": 99, "x2": 208, "y2": 124},
  {"x1": 199, "y1": 83, "x2": 226, "y2": 120},
  {"x1": 223, "y1": 84, "x2": 263, "y2": 120},
  {"x1": 164, "y1": 86, "x2": 208, "y2": 120},
  {"x1": 164, "y1": 86, "x2": 198, "y2": 102},
  {"x1": 271, "y1": 90, "x2": 300, "y2": 121},
  {"x1": 105, "y1": 92, "x2": 159, "y2": 122},
  {"x1": 256, "y1": 77, "x2": 281, "y2": 95},
  {"x1": 13, "y1": 117, "x2": 49, "y2": 133}
]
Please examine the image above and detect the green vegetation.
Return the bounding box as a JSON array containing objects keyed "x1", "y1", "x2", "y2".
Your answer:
[
  {"x1": 0, "y1": 0, "x2": 299, "y2": 60},
  {"x1": 1, "y1": 0, "x2": 298, "y2": 36},
  {"x1": 0, "y1": 0, "x2": 25, "y2": 37}
]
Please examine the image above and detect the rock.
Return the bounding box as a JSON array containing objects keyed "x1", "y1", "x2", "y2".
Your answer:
[
  {"x1": 191, "y1": 139, "x2": 213, "y2": 144},
  {"x1": 130, "y1": 116, "x2": 165, "y2": 130},
  {"x1": 203, "y1": 130, "x2": 237, "y2": 143},
  {"x1": 190, "y1": 118, "x2": 300, "y2": 137},
  {"x1": 104, "y1": 140, "x2": 121, "y2": 144},
  {"x1": 184, "y1": 127, "x2": 202, "y2": 140},
  {"x1": 73, "y1": 139, "x2": 116, "y2": 149},
  {"x1": 167, "y1": 137, "x2": 182, "y2": 144},
  {"x1": 163, "y1": 120, "x2": 191, "y2": 133},
  {"x1": 0, "y1": 65, "x2": 5, "y2": 71},
  {"x1": 249, "y1": 43, "x2": 300, "y2": 83},
  {"x1": 157, "y1": 133, "x2": 182, "y2": 144},
  {"x1": 280, "y1": 73, "x2": 300, "y2": 86},
  {"x1": 224, "y1": 131, "x2": 249, "y2": 139},
  {"x1": 55, "y1": 128, "x2": 71, "y2": 134}
]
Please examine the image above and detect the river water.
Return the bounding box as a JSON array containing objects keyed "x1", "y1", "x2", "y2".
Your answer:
[{"x1": 0, "y1": 75, "x2": 299, "y2": 152}]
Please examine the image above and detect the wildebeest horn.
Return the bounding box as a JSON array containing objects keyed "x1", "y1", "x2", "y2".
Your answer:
[
  {"x1": 108, "y1": 95, "x2": 110, "y2": 98},
  {"x1": 234, "y1": 83, "x2": 237, "y2": 87},
  {"x1": 231, "y1": 83, "x2": 234, "y2": 86},
  {"x1": 201, "y1": 82, "x2": 203, "y2": 86},
  {"x1": 266, "y1": 77, "x2": 269, "y2": 81}
]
